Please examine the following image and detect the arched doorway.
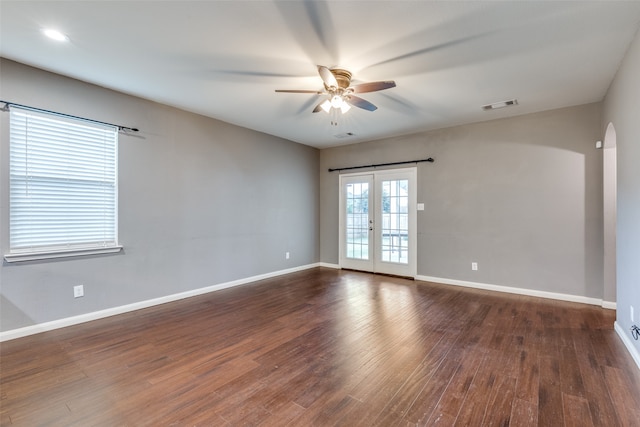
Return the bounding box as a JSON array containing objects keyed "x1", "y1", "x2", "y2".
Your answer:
[{"x1": 603, "y1": 122, "x2": 617, "y2": 307}]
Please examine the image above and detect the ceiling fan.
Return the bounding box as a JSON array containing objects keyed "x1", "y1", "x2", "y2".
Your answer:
[{"x1": 275, "y1": 65, "x2": 396, "y2": 114}]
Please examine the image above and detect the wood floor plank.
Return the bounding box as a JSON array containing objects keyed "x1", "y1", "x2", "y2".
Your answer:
[
  {"x1": 453, "y1": 353, "x2": 506, "y2": 426},
  {"x1": 402, "y1": 347, "x2": 465, "y2": 425},
  {"x1": 559, "y1": 340, "x2": 587, "y2": 398},
  {"x1": 603, "y1": 365, "x2": 640, "y2": 427},
  {"x1": 260, "y1": 401, "x2": 306, "y2": 426},
  {"x1": 562, "y1": 393, "x2": 595, "y2": 427},
  {"x1": 481, "y1": 374, "x2": 516, "y2": 426},
  {"x1": 571, "y1": 330, "x2": 624, "y2": 426},
  {"x1": 538, "y1": 355, "x2": 564, "y2": 426},
  {"x1": 514, "y1": 347, "x2": 540, "y2": 404},
  {"x1": 424, "y1": 346, "x2": 485, "y2": 424},
  {"x1": 510, "y1": 397, "x2": 538, "y2": 427},
  {"x1": 427, "y1": 349, "x2": 486, "y2": 424},
  {"x1": 1, "y1": 267, "x2": 638, "y2": 426},
  {"x1": 367, "y1": 330, "x2": 452, "y2": 424}
]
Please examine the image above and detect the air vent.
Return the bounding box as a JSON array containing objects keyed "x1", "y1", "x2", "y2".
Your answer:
[
  {"x1": 334, "y1": 132, "x2": 355, "y2": 139},
  {"x1": 482, "y1": 99, "x2": 518, "y2": 111}
]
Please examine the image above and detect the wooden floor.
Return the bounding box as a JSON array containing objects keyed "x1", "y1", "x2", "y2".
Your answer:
[{"x1": 1, "y1": 268, "x2": 639, "y2": 426}]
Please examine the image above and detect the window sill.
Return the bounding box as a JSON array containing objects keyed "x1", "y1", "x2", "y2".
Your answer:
[{"x1": 4, "y1": 246, "x2": 123, "y2": 263}]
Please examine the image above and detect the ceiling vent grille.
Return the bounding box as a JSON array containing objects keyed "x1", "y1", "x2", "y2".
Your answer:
[
  {"x1": 482, "y1": 99, "x2": 518, "y2": 111},
  {"x1": 334, "y1": 132, "x2": 355, "y2": 139}
]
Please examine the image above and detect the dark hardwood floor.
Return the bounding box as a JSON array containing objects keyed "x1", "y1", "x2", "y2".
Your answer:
[{"x1": 1, "y1": 267, "x2": 639, "y2": 426}]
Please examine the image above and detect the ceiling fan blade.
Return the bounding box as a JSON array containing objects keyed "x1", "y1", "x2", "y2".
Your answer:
[
  {"x1": 312, "y1": 101, "x2": 325, "y2": 113},
  {"x1": 275, "y1": 89, "x2": 323, "y2": 94},
  {"x1": 347, "y1": 95, "x2": 378, "y2": 111},
  {"x1": 318, "y1": 65, "x2": 338, "y2": 88},
  {"x1": 351, "y1": 81, "x2": 396, "y2": 94},
  {"x1": 297, "y1": 96, "x2": 322, "y2": 115}
]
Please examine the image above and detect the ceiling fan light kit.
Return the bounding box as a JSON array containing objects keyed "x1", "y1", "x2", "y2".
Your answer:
[{"x1": 275, "y1": 65, "x2": 396, "y2": 118}]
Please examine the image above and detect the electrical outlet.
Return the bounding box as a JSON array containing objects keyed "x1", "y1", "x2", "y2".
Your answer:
[
  {"x1": 285, "y1": 252, "x2": 290, "y2": 260},
  {"x1": 73, "y1": 285, "x2": 84, "y2": 298},
  {"x1": 631, "y1": 305, "x2": 635, "y2": 323},
  {"x1": 471, "y1": 262, "x2": 478, "y2": 271}
]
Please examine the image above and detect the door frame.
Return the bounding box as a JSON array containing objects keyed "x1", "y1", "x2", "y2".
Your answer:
[{"x1": 338, "y1": 167, "x2": 417, "y2": 277}]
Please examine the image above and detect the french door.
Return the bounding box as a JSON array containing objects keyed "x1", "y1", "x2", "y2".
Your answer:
[{"x1": 339, "y1": 168, "x2": 417, "y2": 277}]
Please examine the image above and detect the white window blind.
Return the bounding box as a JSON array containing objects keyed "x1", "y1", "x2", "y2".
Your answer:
[{"x1": 8, "y1": 107, "x2": 119, "y2": 257}]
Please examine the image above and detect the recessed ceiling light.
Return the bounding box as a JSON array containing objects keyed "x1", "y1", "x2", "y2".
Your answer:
[
  {"x1": 42, "y1": 29, "x2": 69, "y2": 42},
  {"x1": 482, "y1": 99, "x2": 518, "y2": 111}
]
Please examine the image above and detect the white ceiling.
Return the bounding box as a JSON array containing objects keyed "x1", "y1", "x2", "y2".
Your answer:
[{"x1": 1, "y1": 1, "x2": 640, "y2": 148}]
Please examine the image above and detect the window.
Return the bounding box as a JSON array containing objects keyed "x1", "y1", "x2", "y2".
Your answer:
[{"x1": 5, "y1": 107, "x2": 120, "y2": 262}]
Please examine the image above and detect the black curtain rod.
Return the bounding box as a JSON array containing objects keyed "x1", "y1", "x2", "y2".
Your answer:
[
  {"x1": 0, "y1": 100, "x2": 139, "y2": 133},
  {"x1": 328, "y1": 157, "x2": 434, "y2": 172}
]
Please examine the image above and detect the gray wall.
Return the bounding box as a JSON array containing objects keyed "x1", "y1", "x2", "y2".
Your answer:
[
  {"x1": 0, "y1": 59, "x2": 320, "y2": 331},
  {"x1": 603, "y1": 28, "x2": 640, "y2": 353},
  {"x1": 320, "y1": 103, "x2": 604, "y2": 299},
  {"x1": 3, "y1": 49, "x2": 630, "y2": 335}
]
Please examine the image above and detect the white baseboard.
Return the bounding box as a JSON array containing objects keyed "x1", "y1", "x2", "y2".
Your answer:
[
  {"x1": 602, "y1": 300, "x2": 617, "y2": 310},
  {"x1": 0, "y1": 262, "x2": 322, "y2": 342},
  {"x1": 615, "y1": 321, "x2": 640, "y2": 371},
  {"x1": 318, "y1": 262, "x2": 340, "y2": 269},
  {"x1": 415, "y1": 275, "x2": 612, "y2": 308}
]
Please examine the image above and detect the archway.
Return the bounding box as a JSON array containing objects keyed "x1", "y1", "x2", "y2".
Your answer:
[{"x1": 602, "y1": 122, "x2": 617, "y2": 306}]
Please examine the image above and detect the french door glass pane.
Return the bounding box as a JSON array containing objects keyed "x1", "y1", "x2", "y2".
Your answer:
[
  {"x1": 381, "y1": 179, "x2": 409, "y2": 264},
  {"x1": 346, "y1": 182, "x2": 369, "y2": 260}
]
